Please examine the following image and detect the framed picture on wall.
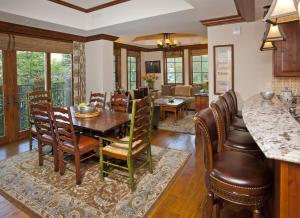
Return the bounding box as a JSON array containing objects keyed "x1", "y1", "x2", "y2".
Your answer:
[{"x1": 213, "y1": 44, "x2": 234, "y2": 95}]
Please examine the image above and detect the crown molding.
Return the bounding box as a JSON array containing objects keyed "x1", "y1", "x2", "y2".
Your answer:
[
  {"x1": 48, "y1": 0, "x2": 130, "y2": 13},
  {"x1": 0, "y1": 21, "x2": 119, "y2": 43},
  {"x1": 201, "y1": 15, "x2": 245, "y2": 27}
]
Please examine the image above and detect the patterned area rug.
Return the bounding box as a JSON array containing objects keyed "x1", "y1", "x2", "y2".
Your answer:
[
  {"x1": 158, "y1": 111, "x2": 196, "y2": 134},
  {"x1": 0, "y1": 145, "x2": 190, "y2": 218}
]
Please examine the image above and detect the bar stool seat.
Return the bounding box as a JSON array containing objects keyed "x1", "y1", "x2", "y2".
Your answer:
[
  {"x1": 211, "y1": 151, "x2": 271, "y2": 188},
  {"x1": 232, "y1": 117, "x2": 248, "y2": 131},
  {"x1": 225, "y1": 130, "x2": 258, "y2": 151},
  {"x1": 236, "y1": 110, "x2": 243, "y2": 118}
]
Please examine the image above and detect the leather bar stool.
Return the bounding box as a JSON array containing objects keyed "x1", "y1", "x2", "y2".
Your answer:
[
  {"x1": 193, "y1": 108, "x2": 272, "y2": 218},
  {"x1": 221, "y1": 93, "x2": 248, "y2": 131},
  {"x1": 211, "y1": 99, "x2": 264, "y2": 157},
  {"x1": 228, "y1": 89, "x2": 243, "y2": 118}
]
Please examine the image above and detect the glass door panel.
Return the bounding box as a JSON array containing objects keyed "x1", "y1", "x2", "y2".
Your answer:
[
  {"x1": 51, "y1": 53, "x2": 72, "y2": 107},
  {"x1": 16, "y1": 51, "x2": 46, "y2": 131},
  {"x1": 0, "y1": 51, "x2": 4, "y2": 137}
]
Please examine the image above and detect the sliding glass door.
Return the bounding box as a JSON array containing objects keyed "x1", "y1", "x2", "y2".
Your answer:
[
  {"x1": 17, "y1": 51, "x2": 46, "y2": 131},
  {"x1": 51, "y1": 53, "x2": 72, "y2": 107}
]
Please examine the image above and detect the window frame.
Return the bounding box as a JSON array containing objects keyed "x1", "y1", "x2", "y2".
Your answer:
[
  {"x1": 126, "y1": 50, "x2": 141, "y2": 90},
  {"x1": 163, "y1": 50, "x2": 184, "y2": 85},
  {"x1": 189, "y1": 49, "x2": 208, "y2": 85}
]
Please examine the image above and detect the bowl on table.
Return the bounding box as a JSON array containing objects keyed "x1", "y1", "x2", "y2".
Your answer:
[
  {"x1": 260, "y1": 91, "x2": 275, "y2": 101},
  {"x1": 79, "y1": 105, "x2": 96, "y2": 114}
]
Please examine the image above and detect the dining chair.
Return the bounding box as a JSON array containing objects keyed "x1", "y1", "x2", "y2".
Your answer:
[
  {"x1": 90, "y1": 91, "x2": 107, "y2": 110},
  {"x1": 51, "y1": 106, "x2": 99, "y2": 185},
  {"x1": 99, "y1": 97, "x2": 154, "y2": 191},
  {"x1": 110, "y1": 93, "x2": 129, "y2": 112},
  {"x1": 30, "y1": 102, "x2": 58, "y2": 172},
  {"x1": 27, "y1": 90, "x2": 51, "y2": 150},
  {"x1": 193, "y1": 108, "x2": 272, "y2": 218}
]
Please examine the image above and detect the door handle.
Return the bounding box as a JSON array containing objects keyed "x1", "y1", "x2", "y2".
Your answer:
[
  {"x1": 13, "y1": 95, "x2": 18, "y2": 104},
  {"x1": 5, "y1": 96, "x2": 10, "y2": 112}
]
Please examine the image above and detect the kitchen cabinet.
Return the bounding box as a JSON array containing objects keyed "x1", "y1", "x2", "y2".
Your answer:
[{"x1": 274, "y1": 22, "x2": 300, "y2": 77}]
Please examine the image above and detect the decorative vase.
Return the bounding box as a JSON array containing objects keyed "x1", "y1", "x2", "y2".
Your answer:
[{"x1": 147, "y1": 80, "x2": 154, "y2": 89}]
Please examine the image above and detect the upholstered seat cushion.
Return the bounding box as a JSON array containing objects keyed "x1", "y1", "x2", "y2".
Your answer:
[
  {"x1": 64, "y1": 135, "x2": 98, "y2": 151},
  {"x1": 225, "y1": 130, "x2": 259, "y2": 151},
  {"x1": 211, "y1": 151, "x2": 271, "y2": 188},
  {"x1": 232, "y1": 117, "x2": 248, "y2": 131},
  {"x1": 236, "y1": 110, "x2": 243, "y2": 118}
]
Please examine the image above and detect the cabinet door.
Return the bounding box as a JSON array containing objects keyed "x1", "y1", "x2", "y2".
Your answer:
[{"x1": 274, "y1": 22, "x2": 300, "y2": 77}]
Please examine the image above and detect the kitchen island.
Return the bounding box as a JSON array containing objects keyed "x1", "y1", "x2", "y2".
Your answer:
[{"x1": 243, "y1": 95, "x2": 300, "y2": 218}]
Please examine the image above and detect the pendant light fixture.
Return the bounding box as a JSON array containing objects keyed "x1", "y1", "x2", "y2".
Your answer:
[
  {"x1": 263, "y1": 0, "x2": 299, "y2": 24},
  {"x1": 263, "y1": 23, "x2": 286, "y2": 41},
  {"x1": 260, "y1": 41, "x2": 276, "y2": 51}
]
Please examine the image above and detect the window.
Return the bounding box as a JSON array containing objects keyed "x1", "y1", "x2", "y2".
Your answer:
[
  {"x1": 165, "y1": 54, "x2": 183, "y2": 84},
  {"x1": 128, "y1": 56, "x2": 137, "y2": 90},
  {"x1": 191, "y1": 54, "x2": 208, "y2": 84},
  {"x1": 0, "y1": 51, "x2": 3, "y2": 136},
  {"x1": 17, "y1": 51, "x2": 46, "y2": 131},
  {"x1": 51, "y1": 53, "x2": 72, "y2": 107}
]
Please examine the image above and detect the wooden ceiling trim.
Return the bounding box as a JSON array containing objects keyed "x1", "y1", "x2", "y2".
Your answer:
[
  {"x1": 48, "y1": 0, "x2": 130, "y2": 13},
  {"x1": 114, "y1": 42, "x2": 208, "y2": 52},
  {"x1": 0, "y1": 21, "x2": 119, "y2": 43},
  {"x1": 200, "y1": 0, "x2": 254, "y2": 27}
]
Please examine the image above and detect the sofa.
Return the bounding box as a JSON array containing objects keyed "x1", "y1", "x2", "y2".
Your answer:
[{"x1": 160, "y1": 85, "x2": 202, "y2": 110}]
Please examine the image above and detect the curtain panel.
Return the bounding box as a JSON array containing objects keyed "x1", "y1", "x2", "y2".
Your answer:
[{"x1": 73, "y1": 41, "x2": 86, "y2": 105}]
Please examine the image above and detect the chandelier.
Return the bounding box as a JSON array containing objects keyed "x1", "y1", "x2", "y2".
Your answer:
[{"x1": 157, "y1": 33, "x2": 178, "y2": 49}]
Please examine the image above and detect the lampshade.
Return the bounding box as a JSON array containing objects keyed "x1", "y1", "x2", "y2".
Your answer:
[
  {"x1": 263, "y1": 23, "x2": 286, "y2": 41},
  {"x1": 260, "y1": 41, "x2": 276, "y2": 51},
  {"x1": 263, "y1": 0, "x2": 299, "y2": 23}
]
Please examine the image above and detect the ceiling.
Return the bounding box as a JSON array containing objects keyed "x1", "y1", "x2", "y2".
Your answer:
[{"x1": 0, "y1": 0, "x2": 262, "y2": 46}]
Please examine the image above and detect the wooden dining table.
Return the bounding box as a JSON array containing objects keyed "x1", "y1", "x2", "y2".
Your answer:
[{"x1": 70, "y1": 107, "x2": 130, "y2": 134}]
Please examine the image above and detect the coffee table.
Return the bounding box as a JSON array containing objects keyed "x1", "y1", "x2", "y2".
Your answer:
[{"x1": 155, "y1": 98, "x2": 187, "y2": 121}]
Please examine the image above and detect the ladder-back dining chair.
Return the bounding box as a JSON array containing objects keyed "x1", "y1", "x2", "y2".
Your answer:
[
  {"x1": 51, "y1": 106, "x2": 99, "y2": 185},
  {"x1": 30, "y1": 102, "x2": 58, "y2": 171},
  {"x1": 90, "y1": 91, "x2": 107, "y2": 110},
  {"x1": 27, "y1": 90, "x2": 51, "y2": 150},
  {"x1": 99, "y1": 97, "x2": 154, "y2": 191}
]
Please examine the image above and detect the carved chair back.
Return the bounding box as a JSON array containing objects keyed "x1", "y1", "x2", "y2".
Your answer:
[
  {"x1": 90, "y1": 91, "x2": 107, "y2": 109},
  {"x1": 222, "y1": 92, "x2": 236, "y2": 121},
  {"x1": 28, "y1": 90, "x2": 51, "y2": 122},
  {"x1": 51, "y1": 107, "x2": 78, "y2": 151},
  {"x1": 30, "y1": 102, "x2": 55, "y2": 143},
  {"x1": 110, "y1": 93, "x2": 129, "y2": 112},
  {"x1": 228, "y1": 89, "x2": 238, "y2": 114},
  {"x1": 193, "y1": 108, "x2": 219, "y2": 172},
  {"x1": 211, "y1": 99, "x2": 230, "y2": 137}
]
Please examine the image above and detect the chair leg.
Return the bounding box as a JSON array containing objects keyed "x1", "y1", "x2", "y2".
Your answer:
[
  {"x1": 147, "y1": 146, "x2": 153, "y2": 173},
  {"x1": 75, "y1": 154, "x2": 81, "y2": 185},
  {"x1": 253, "y1": 208, "x2": 262, "y2": 218},
  {"x1": 59, "y1": 149, "x2": 65, "y2": 175},
  {"x1": 38, "y1": 141, "x2": 43, "y2": 166},
  {"x1": 29, "y1": 132, "x2": 33, "y2": 151},
  {"x1": 99, "y1": 148, "x2": 104, "y2": 181},
  {"x1": 205, "y1": 191, "x2": 214, "y2": 218},
  {"x1": 53, "y1": 143, "x2": 59, "y2": 172},
  {"x1": 127, "y1": 157, "x2": 135, "y2": 191}
]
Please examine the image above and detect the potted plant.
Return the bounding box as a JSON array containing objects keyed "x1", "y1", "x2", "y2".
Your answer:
[{"x1": 142, "y1": 73, "x2": 159, "y2": 89}]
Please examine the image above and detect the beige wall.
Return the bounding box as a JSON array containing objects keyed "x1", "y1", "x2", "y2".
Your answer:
[
  {"x1": 141, "y1": 51, "x2": 164, "y2": 90},
  {"x1": 85, "y1": 40, "x2": 114, "y2": 101},
  {"x1": 208, "y1": 21, "x2": 273, "y2": 106}
]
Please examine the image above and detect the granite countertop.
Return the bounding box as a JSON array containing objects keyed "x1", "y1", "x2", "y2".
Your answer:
[{"x1": 242, "y1": 94, "x2": 300, "y2": 164}]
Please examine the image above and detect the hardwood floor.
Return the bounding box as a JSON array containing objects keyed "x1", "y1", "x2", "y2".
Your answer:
[{"x1": 0, "y1": 130, "x2": 249, "y2": 218}]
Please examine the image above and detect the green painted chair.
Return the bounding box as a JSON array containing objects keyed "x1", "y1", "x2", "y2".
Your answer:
[
  {"x1": 99, "y1": 97, "x2": 154, "y2": 191},
  {"x1": 27, "y1": 90, "x2": 51, "y2": 150}
]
